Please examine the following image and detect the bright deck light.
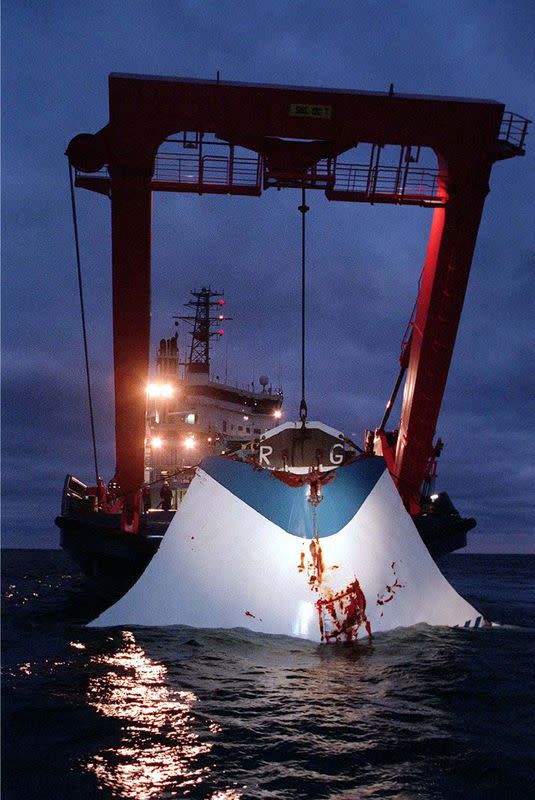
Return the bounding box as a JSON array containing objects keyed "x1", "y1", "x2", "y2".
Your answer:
[
  {"x1": 273, "y1": 409, "x2": 282, "y2": 419},
  {"x1": 184, "y1": 436, "x2": 195, "y2": 450},
  {"x1": 146, "y1": 383, "x2": 174, "y2": 398},
  {"x1": 151, "y1": 436, "x2": 163, "y2": 448}
]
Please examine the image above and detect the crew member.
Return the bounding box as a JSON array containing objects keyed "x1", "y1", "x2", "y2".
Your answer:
[
  {"x1": 142, "y1": 483, "x2": 152, "y2": 513},
  {"x1": 160, "y1": 480, "x2": 173, "y2": 511}
]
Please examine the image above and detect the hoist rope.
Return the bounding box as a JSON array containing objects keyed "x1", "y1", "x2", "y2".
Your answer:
[
  {"x1": 298, "y1": 186, "x2": 309, "y2": 426},
  {"x1": 68, "y1": 162, "x2": 100, "y2": 486}
]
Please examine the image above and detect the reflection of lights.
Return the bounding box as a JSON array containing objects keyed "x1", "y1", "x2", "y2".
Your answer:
[
  {"x1": 147, "y1": 383, "x2": 174, "y2": 398},
  {"x1": 293, "y1": 601, "x2": 315, "y2": 637},
  {"x1": 151, "y1": 436, "x2": 163, "y2": 449},
  {"x1": 84, "y1": 631, "x2": 224, "y2": 800},
  {"x1": 273, "y1": 409, "x2": 282, "y2": 419},
  {"x1": 184, "y1": 436, "x2": 195, "y2": 449}
]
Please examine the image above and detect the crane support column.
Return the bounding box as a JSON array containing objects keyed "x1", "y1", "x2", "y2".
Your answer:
[
  {"x1": 394, "y1": 159, "x2": 492, "y2": 513},
  {"x1": 110, "y1": 164, "x2": 153, "y2": 526}
]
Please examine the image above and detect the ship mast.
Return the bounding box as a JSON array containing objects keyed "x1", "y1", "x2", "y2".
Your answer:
[{"x1": 175, "y1": 287, "x2": 232, "y2": 379}]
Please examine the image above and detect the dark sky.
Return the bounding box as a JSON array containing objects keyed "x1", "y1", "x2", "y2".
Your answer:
[{"x1": 2, "y1": 1, "x2": 534, "y2": 549}]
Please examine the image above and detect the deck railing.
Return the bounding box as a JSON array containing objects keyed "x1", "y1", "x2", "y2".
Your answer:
[
  {"x1": 499, "y1": 111, "x2": 530, "y2": 152},
  {"x1": 76, "y1": 153, "x2": 446, "y2": 206}
]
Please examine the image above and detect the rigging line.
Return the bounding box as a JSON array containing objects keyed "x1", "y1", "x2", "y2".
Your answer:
[
  {"x1": 68, "y1": 161, "x2": 100, "y2": 486},
  {"x1": 298, "y1": 186, "x2": 309, "y2": 426}
]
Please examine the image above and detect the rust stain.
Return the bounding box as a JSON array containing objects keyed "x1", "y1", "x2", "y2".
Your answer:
[
  {"x1": 309, "y1": 535, "x2": 325, "y2": 585},
  {"x1": 271, "y1": 467, "x2": 336, "y2": 508},
  {"x1": 244, "y1": 610, "x2": 262, "y2": 622},
  {"x1": 297, "y1": 529, "x2": 335, "y2": 594},
  {"x1": 316, "y1": 578, "x2": 372, "y2": 642},
  {"x1": 376, "y1": 562, "x2": 405, "y2": 607},
  {"x1": 296, "y1": 507, "x2": 370, "y2": 641}
]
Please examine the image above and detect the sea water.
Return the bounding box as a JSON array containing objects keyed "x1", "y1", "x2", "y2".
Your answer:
[{"x1": 2, "y1": 549, "x2": 534, "y2": 799}]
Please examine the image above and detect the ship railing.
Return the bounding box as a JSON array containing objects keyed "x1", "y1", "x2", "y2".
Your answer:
[
  {"x1": 327, "y1": 162, "x2": 445, "y2": 205},
  {"x1": 154, "y1": 150, "x2": 261, "y2": 188},
  {"x1": 61, "y1": 474, "x2": 88, "y2": 516},
  {"x1": 74, "y1": 153, "x2": 445, "y2": 205},
  {"x1": 499, "y1": 111, "x2": 530, "y2": 152}
]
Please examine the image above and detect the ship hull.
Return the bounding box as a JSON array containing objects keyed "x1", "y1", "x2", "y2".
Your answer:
[
  {"x1": 87, "y1": 457, "x2": 482, "y2": 638},
  {"x1": 57, "y1": 487, "x2": 474, "y2": 602},
  {"x1": 58, "y1": 516, "x2": 162, "y2": 599}
]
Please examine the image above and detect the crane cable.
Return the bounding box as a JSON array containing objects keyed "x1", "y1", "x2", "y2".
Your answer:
[
  {"x1": 298, "y1": 186, "x2": 309, "y2": 426},
  {"x1": 68, "y1": 162, "x2": 100, "y2": 486}
]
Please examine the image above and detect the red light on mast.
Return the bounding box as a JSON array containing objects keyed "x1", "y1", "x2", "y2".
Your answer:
[
  {"x1": 218, "y1": 329, "x2": 224, "y2": 336},
  {"x1": 218, "y1": 299, "x2": 225, "y2": 305}
]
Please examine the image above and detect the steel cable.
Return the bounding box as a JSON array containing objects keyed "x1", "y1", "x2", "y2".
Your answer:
[
  {"x1": 298, "y1": 186, "x2": 309, "y2": 426},
  {"x1": 68, "y1": 162, "x2": 100, "y2": 485}
]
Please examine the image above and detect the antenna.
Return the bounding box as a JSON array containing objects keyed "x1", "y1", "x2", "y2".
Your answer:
[{"x1": 174, "y1": 287, "x2": 232, "y2": 377}]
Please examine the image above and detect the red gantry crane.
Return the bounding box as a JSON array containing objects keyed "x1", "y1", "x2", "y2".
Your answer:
[{"x1": 66, "y1": 74, "x2": 528, "y2": 531}]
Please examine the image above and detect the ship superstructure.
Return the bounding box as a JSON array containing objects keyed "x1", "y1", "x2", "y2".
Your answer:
[{"x1": 144, "y1": 288, "x2": 283, "y2": 504}]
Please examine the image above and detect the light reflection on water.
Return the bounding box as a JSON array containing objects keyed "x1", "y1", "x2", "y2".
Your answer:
[
  {"x1": 84, "y1": 630, "x2": 240, "y2": 799},
  {"x1": 4, "y1": 550, "x2": 535, "y2": 799}
]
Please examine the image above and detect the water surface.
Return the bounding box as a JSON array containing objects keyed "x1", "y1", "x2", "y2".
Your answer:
[{"x1": 2, "y1": 549, "x2": 534, "y2": 799}]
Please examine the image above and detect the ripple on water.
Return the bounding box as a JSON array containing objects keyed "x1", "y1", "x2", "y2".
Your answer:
[{"x1": 2, "y1": 550, "x2": 535, "y2": 799}]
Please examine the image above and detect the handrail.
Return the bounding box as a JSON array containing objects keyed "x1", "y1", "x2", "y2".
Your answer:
[
  {"x1": 75, "y1": 153, "x2": 446, "y2": 204},
  {"x1": 500, "y1": 111, "x2": 530, "y2": 151}
]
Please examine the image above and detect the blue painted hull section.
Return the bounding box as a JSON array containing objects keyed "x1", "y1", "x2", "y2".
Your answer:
[{"x1": 200, "y1": 455, "x2": 387, "y2": 538}]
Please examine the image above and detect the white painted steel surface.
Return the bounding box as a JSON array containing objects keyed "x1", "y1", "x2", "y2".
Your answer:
[{"x1": 90, "y1": 462, "x2": 482, "y2": 639}]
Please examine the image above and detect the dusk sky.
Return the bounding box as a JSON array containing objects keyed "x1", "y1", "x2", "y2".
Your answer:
[{"x1": 2, "y1": 1, "x2": 534, "y2": 550}]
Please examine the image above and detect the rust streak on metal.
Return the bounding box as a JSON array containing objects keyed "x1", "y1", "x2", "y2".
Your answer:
[
  {"x1": 316, "y1": 578, "x2": 372, "y2": 642},
  {"x1": 376, "y1": 562, "x2": 405, "y2": 607}
]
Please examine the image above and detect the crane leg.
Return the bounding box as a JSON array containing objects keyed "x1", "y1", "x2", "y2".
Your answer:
[
  {"x1": 110, "y1": 167, "x2": 152, "y2": 530},
  {"x1": 394, "y1": 163, "x2": 491, "y2": 513}
]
